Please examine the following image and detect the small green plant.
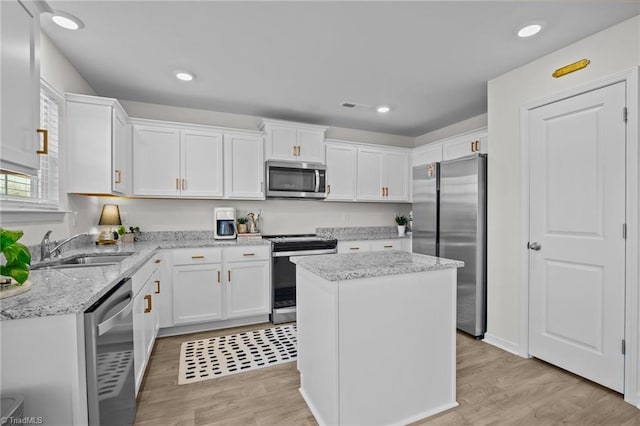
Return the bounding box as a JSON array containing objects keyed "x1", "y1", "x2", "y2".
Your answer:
[
  {"x1": 395, "y1": 215, "x2": 408, "y2": 226},
  {"x1": 116, "y1": 225, "x2": 127, "y2": 236},
  {"x1": 0, "y1": 228, "x2": 31, "y2": 285},
  {"x1": 236, "y1": 217, "x2": 248, "y2": 224}
]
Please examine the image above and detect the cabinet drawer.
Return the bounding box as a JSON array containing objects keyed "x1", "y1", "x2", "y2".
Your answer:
[
  {"x1": 224, "y1": 245, "x2": 270, "y2": 262},
  {"x1": 173, "y1": 248, "x2": 222, "y2": 265},
  {"x1": 337, "y1": 241, "x2": 371, "y2": 253},
  {"x1": 370, "y1": 239, "x2": 401, "y2": 251}
]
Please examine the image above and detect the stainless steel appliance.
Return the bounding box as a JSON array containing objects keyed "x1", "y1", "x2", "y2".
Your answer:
[
  {"x1": 265, "y1": 160, "x2": 327, "y2": 199},
  {"x1": 265, "y1": 234, "x2": 337, "y2": 324},
  {"x1": 412, "y1": 154, "x2": 487, "y2": 338},
  {"x1": 84, "y1": 278, "x2": 136, "y2": 425},
  {"x1": 214, "y1": 207, "x2": 237, "y2": 240}
]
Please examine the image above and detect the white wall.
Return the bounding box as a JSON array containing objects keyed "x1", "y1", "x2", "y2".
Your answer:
[
  {"x1": 414, "y1": 113, "x2": 487, "y2": 147},
  {"x1": 69, "y1": 195, "x2": 410, "y2": 236},
  {"x1": 13, "y1": 34, "x2": 96, "y2": 246},
  {"x1": 486, "y1": 16, "x2": 640, "y2": 352},
  {"x1": 120, "y1": 99, "x2": 414, "y2": 148}
]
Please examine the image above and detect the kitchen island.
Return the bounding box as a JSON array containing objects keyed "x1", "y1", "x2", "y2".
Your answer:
[{"x1": 291, "y1": 250, "x2": 463, "y2": 426}]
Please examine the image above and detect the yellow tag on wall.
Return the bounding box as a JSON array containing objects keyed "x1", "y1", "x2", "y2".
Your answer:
[{"x1": 552, "y1": 59, "x2": 590, "y2": 78}]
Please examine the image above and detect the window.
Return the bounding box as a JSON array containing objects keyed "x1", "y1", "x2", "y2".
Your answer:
[{"x1": 0, "y1": 82, "x2": 60, "y2": 208}]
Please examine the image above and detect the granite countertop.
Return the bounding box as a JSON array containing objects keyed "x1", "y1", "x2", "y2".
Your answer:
[
  {"x1": 0, "y1": 238, "x2": 271, "y2": 321},
  {"x1": 316, "y1": 226, "x2": 412, "y2": 241},
  {"x1": 291, "y1": 250, "x2": 463, "y2": 281}
]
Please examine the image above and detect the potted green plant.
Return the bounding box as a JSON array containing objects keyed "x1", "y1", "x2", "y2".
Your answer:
[
  {"x1": 395, "y1": 215, "x2": 408, "y2": 237},
  {"x1": 118, "y1": 226, "x2": 140, "y2": 243},
  {"x1": 0, "y1": 228, "x2": 32, "y2": 298},
  {"x1": 236, "y1": 217, "x2": 248, "y2": 234}
]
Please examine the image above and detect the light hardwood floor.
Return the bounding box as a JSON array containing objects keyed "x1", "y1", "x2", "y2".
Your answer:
[{"x1": 135, "y1": 323, "x2": 640, "y2": 425}]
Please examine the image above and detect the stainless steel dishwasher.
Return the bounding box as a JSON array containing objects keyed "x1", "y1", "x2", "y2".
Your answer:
[{"x1": 84, "y1": 278, "x2": 136, "y2": 425}]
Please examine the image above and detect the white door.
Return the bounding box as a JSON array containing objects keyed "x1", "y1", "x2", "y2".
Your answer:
[
  {"x1": 529, "y1": 82, "x2": 626, "y2": 392},
  {"x1": 132, "y1": 125, "x2": 180, "y2": 196},
  {"x1": 173, "y1": 264, "x2": 223, "y2": 324},
  {"x1": 111, "y1": 106, "x2": 128, "y2": 194},
  {"x1": 225, "y1": 261, "x2": 270, "y2": 318},
  {"x1": 266, "y1": 125, "x2": 297, "y2": 160},
  {"x1": 383, "y1": 151, "x2": 409, "y2": 201},
  {"x1": 356, "y1": 148, "x2": 383, "y2": 201},
  {"x1": 224, "y1": 133, "x2": 264, "y2": 199},
  {"x1": 297, "y1": 128, "x2": 325, "y2": 163},
  {"x1": 325, "y1": 143, "x2": 356, "y2": 201},
  {"x1": 180, "y1": 129, "x2": 223, "y2": 197}
]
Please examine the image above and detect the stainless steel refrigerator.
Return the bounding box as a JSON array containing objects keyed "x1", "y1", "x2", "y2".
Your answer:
[{"x1": 412, "y1": 153, "x2": 487, "y2": 338}]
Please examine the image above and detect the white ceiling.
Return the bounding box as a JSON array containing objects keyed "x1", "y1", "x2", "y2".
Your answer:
[{"x1": 41, "y1": 1, "x2": 639, "y2": 137}]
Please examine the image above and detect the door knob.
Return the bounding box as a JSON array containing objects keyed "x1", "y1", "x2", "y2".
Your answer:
[{"x1": 529, "y1": 242, "x2": 542, "y2": 251}]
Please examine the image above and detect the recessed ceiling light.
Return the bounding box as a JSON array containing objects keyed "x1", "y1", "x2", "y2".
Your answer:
[
  {"x1": 376, "y1": 105, "x2": 390, "y2": 113},
  {"x1": 51, "y1": 11, "x2": 84, "y2": 30},
  {"x1": 175, "y1": 72, "x2": 195, "y2": 82},
  {"x1": 517, "y1": 24, "x2": 542, "y2": 38}
]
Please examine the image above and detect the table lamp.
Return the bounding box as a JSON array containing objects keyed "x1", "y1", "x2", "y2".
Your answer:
[{"x1": 96, "y1": 204, "x2": 122, "y2": 244}]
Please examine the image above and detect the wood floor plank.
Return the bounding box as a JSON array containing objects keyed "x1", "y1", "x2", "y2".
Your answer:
[{"x1": 135, "y1": 325, "x2": 640, "y2": 425}]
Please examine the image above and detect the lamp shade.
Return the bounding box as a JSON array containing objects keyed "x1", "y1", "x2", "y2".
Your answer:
[{"x1": 98, "y1": 204, "x2": 122, "y2": 226}]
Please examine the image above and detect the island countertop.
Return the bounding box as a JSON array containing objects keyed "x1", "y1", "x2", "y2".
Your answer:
[
  {"x1": 290, "y1": 250, "x2": 463, "y2": 281},
  {"x1": 0, "y1": 238, "x2": 271, "y2": 321}
]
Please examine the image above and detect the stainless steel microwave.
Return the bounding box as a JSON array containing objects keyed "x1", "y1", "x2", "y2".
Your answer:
[{"x1": 265, "y1": 160, "x2": 327, "y2": 199}]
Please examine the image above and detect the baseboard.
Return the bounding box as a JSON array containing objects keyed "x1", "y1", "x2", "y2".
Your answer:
[
  {"x1": 483, "y1": 333, "x2": 523, "y2": 357},
  {"x1": 157, "y1": 315, "x2": 270, "y2": 338}
]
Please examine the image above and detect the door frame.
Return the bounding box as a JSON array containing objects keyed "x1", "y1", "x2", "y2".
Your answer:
[{"x1": 519, "y1": 67, "x2": 639, "y2": 405}]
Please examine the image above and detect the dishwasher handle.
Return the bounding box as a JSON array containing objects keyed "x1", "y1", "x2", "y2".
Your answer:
[{"x1": 98, "y1": 296, "x2": 134, "y2": 336}]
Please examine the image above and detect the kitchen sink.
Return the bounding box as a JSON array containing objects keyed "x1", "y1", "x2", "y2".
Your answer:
[{"x1": 31, "y1": 253, "x2": 133, "y2": 270}]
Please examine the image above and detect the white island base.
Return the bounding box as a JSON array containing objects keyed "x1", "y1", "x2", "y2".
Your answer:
[{"x1": 296, "y1": 266, "x2": 458, "y2": 426}]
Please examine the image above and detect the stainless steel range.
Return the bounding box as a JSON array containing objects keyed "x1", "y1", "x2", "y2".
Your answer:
[{"x1": 264, "y1": 234, "x2": 337, "y2": 324}]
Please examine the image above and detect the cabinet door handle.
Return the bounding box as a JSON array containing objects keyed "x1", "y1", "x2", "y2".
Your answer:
[
  {"x1": 471, "y1": 141, "x2": 475, "y2": 152},
  {"x1": 349, "y1": 247, "x2": 360, "y2": 250},
  {"x1": 243, "y1": 253, "x2": 255, "y2": 256},
  {"x1": 475, "y1": 140, "x2": 480, "y2": 152},
  {"x1": 192, "y1": 255, "x2": 205, "y2": 259},
  {"x1": 114, "y1": 169, "x2": 122, "y2": 184},
  {"x1": 297, "y1": 145, "x2": 301, "y2": 156},
  {"x1": 155, "y1": 280, "x2": 160, "y2": 294},
  {"x1": 292, "y1": 145, "x2": 297, "y2": 156},
  {"x1": 217, "y1": 271, "x2": 221, "y2": 283},
  {"x1": 327, "y1": 184, "x2": 331, "y2": 195},
  {"x1": 384, "y1": 245, "x2": 393, "y2": 248},
  {"x1": 36, "y1": 129, "x2": 48, "y2": 154},
  {"x1": 228, "y1": 270, "x2": 231, "y2": 282},
  {"x1": 381, "y1": 187, "x2": 385, "y2": 197},
  {"x1": 176, "y1": 178, "x2": 180, "y2": 190},
  {"x1": 155, "y1": 259, "x2": 161, "y2": 264},
  {"x1": 182, "y1": 178, "x2": 186, "y2": 190},
  {"x1": 144, "y1": 295, "x2": 152, "y2": 313}
]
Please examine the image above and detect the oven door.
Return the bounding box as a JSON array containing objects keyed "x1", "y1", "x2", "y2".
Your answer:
[
  {"x1": 266, "y1": 161, "x2": 326, "y2": 199},
  {"x1": 271, "y1": 248, "x2": 336, "y2": 324}
]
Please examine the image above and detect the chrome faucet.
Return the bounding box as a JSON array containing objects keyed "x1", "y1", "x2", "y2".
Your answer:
[
  {"x1": 40, "y1": 231, "x2": 89, "y2": 260},
  {"x1": 40, "y1": 230, "x2": 53, "y2": 261}
]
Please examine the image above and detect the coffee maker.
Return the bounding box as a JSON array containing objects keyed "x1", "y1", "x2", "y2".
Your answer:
[{"x1": 214, "y1": 207, "x2": 237, "y2": 240}]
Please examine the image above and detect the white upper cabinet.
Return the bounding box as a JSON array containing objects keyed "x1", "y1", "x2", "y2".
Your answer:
[
  {"x1": 224, "y1": 131, "x2": 264, "y2": 199},
  {"x1": 132, "y1": 120, "x2": 223, "y2": 197},
  {"x1": 261, "y1": 119, "x2": 326, "y2": 163},
  {"x1": 356, "y1": 146, "x2": 409, "y2": 202},
  {"x1": 325, "y1": 141, "x2": 357, "y2": 201},
  {"x1": 441, "y1": 128, "x2": 488, "y2": 161},
  {"x1": 67, "y1": 94, "x2": 130, "y2": 194},
  {"x1": 1, "y1": 0, "x2": 41, "y2": 173},
  {"x1": 132, "y1": 124, "x2": 181, "y2": 196},
  {"x1": 181, "y1": 129, "x2": 223, "y2": 197},
  {"x1": 412, "y1": 143, "x2": 443, "y2": 166}
]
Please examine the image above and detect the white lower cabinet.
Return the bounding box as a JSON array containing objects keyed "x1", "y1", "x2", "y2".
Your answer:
[
  {"x1": 132, "y1": 255, "x2": 161, "y2": 394},
  {"x1": 173, "y1": 263, "x2": 223, "y2": 324},
  {"x1": 171, "y1": 245, "x2": 270, "y2": 326},
  {"x1": 337, "y1": 238, "x2": 409, "y2": 254}
]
